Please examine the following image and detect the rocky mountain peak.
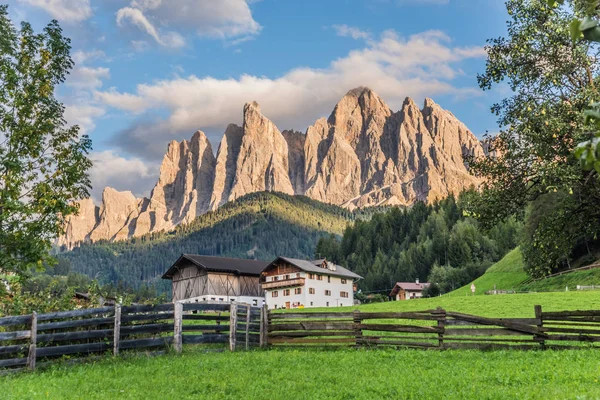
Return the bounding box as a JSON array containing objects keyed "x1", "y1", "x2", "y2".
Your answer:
[{"x1": 59, "y1": 87, "x2": 489, "y2": 248}]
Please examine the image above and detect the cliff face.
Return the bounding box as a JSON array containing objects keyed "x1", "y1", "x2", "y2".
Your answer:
[{"x1": 60, "y1": 87, "x2": 487, "y2": 248}]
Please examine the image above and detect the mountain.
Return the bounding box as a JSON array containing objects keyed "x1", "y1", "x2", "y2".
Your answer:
[
  {"x1": 59, "y1": 87, "x2": 486, "y2": 249},
  {"x1": 59, "y1": 192, "x2": 376, "y2": 291}
]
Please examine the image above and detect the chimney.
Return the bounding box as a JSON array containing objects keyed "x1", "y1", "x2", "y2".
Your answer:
[{"x1": 415, "y1": 278, "x2": 419, "y2": 284}]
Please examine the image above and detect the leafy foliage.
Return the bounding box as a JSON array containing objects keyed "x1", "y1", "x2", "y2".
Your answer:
[
  {"x1": 0, "y1": 6, "x2": 92, "y2": 276},
  {"x1": 466, "y1": 0, "x2": 600, "y2": 277},
  {"x1": 316, "y1": 194, "x2": 521, "y2": 294}
]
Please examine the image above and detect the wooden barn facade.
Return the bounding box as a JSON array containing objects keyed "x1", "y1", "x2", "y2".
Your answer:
[{"x1": 162, "y1": 254, "x2": 268, "y2": 306}]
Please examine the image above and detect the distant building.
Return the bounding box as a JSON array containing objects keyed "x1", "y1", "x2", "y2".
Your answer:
[
  {"x1": 390, "y1": 279, "x2": 430, "y2": 300},
  {"x1": 162, "y1": 254, "x2": 268, "y2": 306},
  {"x1": 260, "y1": 257, "x2": 362, "y2": 309}
]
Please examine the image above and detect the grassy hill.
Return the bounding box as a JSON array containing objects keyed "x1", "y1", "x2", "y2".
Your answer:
[
  {"x1": 60, "y1": 192, "x2": 376, "y2": 292},
  {"x1": 447, "y1": 248, "x2": 528, "y2": 296}
]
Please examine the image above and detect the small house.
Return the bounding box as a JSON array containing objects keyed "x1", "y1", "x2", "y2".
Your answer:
[
  {"x1": 260, "y1": 257, "x2": 362, "y2": 309},
  {"x1": 390, "y1": 279, "x2": 430, "y2": 300},
  {"x1": 162, "y1": 254, "x2": 268, "y2": 306}
]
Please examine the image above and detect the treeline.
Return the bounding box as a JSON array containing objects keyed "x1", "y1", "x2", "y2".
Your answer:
[
  {"x1": 58, "y1": 192, "x2": 376, "y2": 294},
  {"x1": 316, "y1": 194, "x2": 522, "y2": 294}
]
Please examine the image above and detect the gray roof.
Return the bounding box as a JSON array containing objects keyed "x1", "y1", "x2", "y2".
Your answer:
[
  {"x1": 162, "y1": 254, "x2": 269, "y2": 279},
  {"x1": 271, "y1": 257, "x2": 362, "y2": 280}
]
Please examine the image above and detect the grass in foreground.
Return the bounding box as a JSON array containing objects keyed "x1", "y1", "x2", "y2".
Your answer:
[{"x1": 3, "y1": 347, "x2": 600, "y2": 399}]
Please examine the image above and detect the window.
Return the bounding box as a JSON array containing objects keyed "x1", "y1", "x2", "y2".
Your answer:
[
  {"x1": 274, "y1": 276, "x2": 279, "y2": 281},
  {"x1": 296, "y1": 273, "x2": 301, "y2": 278},
  {"x1": 326, "y1": 302, "x2": 329, "y2": 307},
  {"x1": 310, "y1": 302, "x2": 313, "y2": 306},
  {"x1": 272, "y1": 291, "x2": 279, "y2": 298},
  {"x1": 317, "y1": 275, "x2": 323, "y2": 281},
  {"x1": 341, "y1": 279, "x2": 347, "y2": 284},
  {"x1": 325, "y1": 290, "x2": 331, "y2": 296},
  {"x1": 308, "y1": 273, "x2": 315, "y2": 279},
  {"x1": 285, "y1": 274, "x2": 290, "y2": 280},
  {"x1": 294, "y1": 288, "x2": 302, "y2": 295},
  {"x1": 309, "y1": 288, "x2": 315, "y2": 295},
  {"x1": 284, "y1": 289, "x2": 290, "y2": 296},
  {"x1": 327, "y1": 276, "x2": 331, "y2": 283},
  {"x1": 340, "y1": 291, "x2": 349, "y2": 298}
]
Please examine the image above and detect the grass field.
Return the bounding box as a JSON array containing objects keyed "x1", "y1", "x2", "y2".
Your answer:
[{"x1": 3, "y1": 347, "x2": 600, "y2": 399}]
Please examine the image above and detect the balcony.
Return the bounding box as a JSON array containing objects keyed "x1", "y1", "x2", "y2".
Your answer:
[{"x1": 261, "y1": 277, "x2": 305, "y2": 290}]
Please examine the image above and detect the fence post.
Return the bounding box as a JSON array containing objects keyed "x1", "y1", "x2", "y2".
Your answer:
[
  {"x1": 353, "y1": 309, "x2": 362, "y2": 348},
  {"x1": 174, "y1": 301, "x2": 183, "y2": 353},
  {"x1": 26, "y1": 312, "x2": 37, "y2": 371},
  {"x1": 113, "y1": 304, "x2": 121, "y2": 356},
  {"x1": 534, "y1": 304, "x2": 545, "y2": 349},
  {"x1": 229, "y1": 301, "x2": 238, "y2": 351},
  {"x1": 245, "y1": 304, "x2": 251, "y2": 351},
  {"x1": 435, "y1": 307, "x2": 446, "y2": 349},
  {"x1": 260, "y1": 303, "x2": 268, "y2": 348}
]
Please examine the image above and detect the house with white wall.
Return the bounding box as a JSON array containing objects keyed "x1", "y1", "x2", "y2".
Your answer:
[
  {"x1": 390, "y1": 279, "x2": 430, "y2": 300},
  {"x1": 260, "y1": 257, "x2": 362, "y2": 309}
]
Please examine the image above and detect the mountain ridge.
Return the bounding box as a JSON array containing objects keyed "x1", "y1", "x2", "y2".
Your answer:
[{"x1": 59, "y1": 87, "x2": 487, "y2": 249}]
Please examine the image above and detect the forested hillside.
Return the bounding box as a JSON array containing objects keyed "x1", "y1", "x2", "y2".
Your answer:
[
  {"x1": 316, "y1": 194, "x2": 522, "y2": 293},
  {"x1": 59, "y1": 192, "x2": 377, "y2": 293}
]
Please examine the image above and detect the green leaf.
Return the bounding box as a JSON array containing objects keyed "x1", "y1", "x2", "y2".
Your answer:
[{"x1": 570, "y1": 19, "x2": 583, "y2": 45}]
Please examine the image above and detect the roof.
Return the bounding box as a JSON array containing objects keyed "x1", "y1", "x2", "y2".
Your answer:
[
  {"x1": 265, "y1": 257, "x2": 362, "y2": 280},
  {"x1": 390, "y1": 281, "x2": 430, "y2": 296},
  {"x1": 162, "y1": 254, "x2": 270, "y2": 279}
]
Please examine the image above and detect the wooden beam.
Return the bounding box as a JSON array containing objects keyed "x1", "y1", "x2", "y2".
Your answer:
[
  {"x1": 26, "y1": 312, "x2": 37, "y2": 371},
  {"x1": 229, "y1": 302, "x2": 237, "y2": 351},
  {"x1": 113, "y1": 304, "x2": 121, "y2": 356},
  {"x1": 245, "y1": 304, "x2": 251, "y2": 351},
  {"x1": 173, "y1": 302, "x2": 183, "y2": 353}
]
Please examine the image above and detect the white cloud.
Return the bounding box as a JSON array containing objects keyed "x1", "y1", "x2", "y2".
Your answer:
[
  {"x1": 333, "y1": 25, "x2": 371, "y2": 40},
  {"x1": 96, "y1": 29, "x2": 485, "y2": 160},
  {"x1": 89, "y1": 151, "x2": 158, "y2": 202},
  {"x1": 63, "y1": 104, "x2": 105, "y2": 135},
  {"x1": 116, "y1": 0, "x2": 261, "y2": 48},
  {"x1": 17, "y1": 0, "x2": 92, "y2": 22}
]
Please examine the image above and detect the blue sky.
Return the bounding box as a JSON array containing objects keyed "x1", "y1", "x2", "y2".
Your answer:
[{"x1": 6, "y1": 0, "x2": 510, "y2": 200}]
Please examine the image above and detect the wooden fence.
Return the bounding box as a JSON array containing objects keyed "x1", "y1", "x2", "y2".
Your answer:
[
  {"x1": 3, "y1": 303, "x2": 600, "y2": 373},
  {"x1": 0, "y1": 301, "x2": 264, "y2": 373},
  {"x1": 268, "y1": 306, "x2": 600, "y2": 350}
]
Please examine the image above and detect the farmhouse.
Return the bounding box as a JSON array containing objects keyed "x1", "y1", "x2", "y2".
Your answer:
[
  {"x1": 260, "y1": 257, "x2": 362, "y2": 309},
  {"x1": 162, "y1": 254, "x2": 268, "y2": 306},
  {"x1": 390, "y1": 279, "x2": 430, "y2": 300}
]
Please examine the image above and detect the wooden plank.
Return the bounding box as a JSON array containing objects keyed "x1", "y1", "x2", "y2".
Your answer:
[
  {"x1": 445, "y1": 318, "x2": 538, "y2": 326},
  {"x1": 36, "y1": 342, "x2": 109, "y2": 358},
  {"x1": 260, "y1": 304, "x2": 268, "y2": 348},
  {"x1": 121, "y1": 313, "x2": 174, "y2": 323},
  {"x1": 542, "y1": 327, "x2": 600, "y2": 335},
  {"x1": 182, "y1": 334, "x2": 229, "y2": 345},
  {"x1": 269, "y1": 337, "x2": 356, "y2": 344},
  {"x1": 436, "y1": 307, "x2": 445, "y2": 348},
  {"x1": 542, "y1": 316, "x2": 600, "y2": 322},
  {"x1": 358, "y1": 324, "x2": 442, "y2": 334},
  {"x1": 354, "y1": 310, "x2": 362, "y2": 348},
  {"x1": 357, "y1": 339, "x2": 437, "y2": 348},
  {"x1": 245, "y1": 305, "x2": 251, "y2": 351},
  {"x1": 37, "y1": 329, "x2": 112, "y2": 343},
  {"x1": 120, "y1": 337, "x2": 172, "y2": 350},
  {"x1": 121, "y1": 304, "x2": 173, "y2": 314},
  {"x1": 542, "y1": 310, "x2": 600, "y2": 318},
  {"x1": 173, "y1": 302, "x2": 183, "y2": 353},
  {"x1": 0, "y1": 357, "x2": 28, "y2": 368},
  {"x1": 113, "y1": 304, "x2": 121, "y2": 356},
  {"x1": 121, "y1": 323, "x2": 173, "y2": 336},
  {"x1": 0, "y1": 330, "x2": 31, "y2": 341},
  {"x1": 544, "y1": 321, "x2": 600, "y2": 327},
  {"x1": 268, "y1": 312, "x2": 355, "y2": 320},
  {"x1": 544, "y1": 334, "x2": 600, "y2": 342},
  {"x1": 270, "y1": 318, "x2": 354, "y2": 324},
  {"x1": 446, "y1": 312, "x2": 544, "y2": 336},
  {"x1": 37, "y1": 307, "x2": 114, "y2": 322},
  {"x1": 359, "y1": 312, "x2": 441, "y2": 321},
  {"x1": 182, "y1": 314, "x2": 228, "y2": 321},
  {"x1": 183, "y1": 303, "x2": 230, "y2": 312},
  {"x1": 229, "y1": 302, "x2": 237, "y2": 351},
  {"x1": 0, "y1": 315, "x2": 32, "y2": 327},
  {"x1": 37, "y1": 317, "x2": 113, "y2": 331},
  {"x1": 269, "y1": 322, "x2": 354, "y2": 331},
  {"x1": 443, "y1": 337, "x2": 537, "y2": 343},
  {"x1": 182, "y1": 324, "x2": 228, "y2": 332},
  {"x1": 268, "y1": 331, "x2": 355, "y2": 338},
  {"x1": 0, "y1": 344, "x2": 28, "y2": 356},
  {"x1": 443, "y1": 342, "x2": 538, "y2": 350},
  {"x1": 444, "y1": 328, "x2": 531, "y2": 337},
  {"x1": 27, "y1": 312, "x2": 37, "y2": 370}
]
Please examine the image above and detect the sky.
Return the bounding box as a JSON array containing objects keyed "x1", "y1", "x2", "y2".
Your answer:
[{"x1": 5, "y1": 0, "x2": 510, "y2": 202}]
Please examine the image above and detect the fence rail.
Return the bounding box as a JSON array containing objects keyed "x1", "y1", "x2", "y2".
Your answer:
[{"x1": 2, "y1": 303, "x2": 600, "y2": 373}]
